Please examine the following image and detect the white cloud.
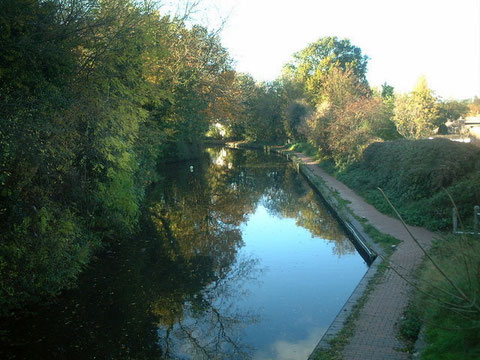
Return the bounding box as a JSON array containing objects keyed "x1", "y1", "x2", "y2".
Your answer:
[{"x1": 253, "y1": 327, "x2": 325, "y2": 360}]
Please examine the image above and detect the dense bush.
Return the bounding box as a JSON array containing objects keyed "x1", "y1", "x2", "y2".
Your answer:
[
  {"x1": 0, "y1": 0, "x2": 237, "y2": 314},
  {"x1": 336, "y1": 138, "x2": 480, "y2": 230}
]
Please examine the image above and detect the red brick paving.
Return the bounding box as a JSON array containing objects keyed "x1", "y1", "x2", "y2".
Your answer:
[{"x1": 294, "y1": 153, "x2": 436, "y2": 360}]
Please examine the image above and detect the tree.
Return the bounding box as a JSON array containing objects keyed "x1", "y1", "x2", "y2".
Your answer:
[
  {"x1": 376, "y1": 83, "x2": 400, "y2": 140},
  {"x1": 0, "y1": 0, "x2": 96, "y2": 312},
  {"x1": 381, "y1": 82, "x2": 395, "y2": 99},
  {"x1": 226, "y1": 73, "x2": 257, "y2": 139},
  {"x1": 393, "y1": 76, "x2": 439, "y2": 139},
  {"x1": 233, "y1": 79, "x2": 286, "y2": 144},
  {"x1": 301, "y1": 67, "x2": 368, "y2": 153},
  {"x1": 296, "y1": 67, "x2": 398, "y2": 167},
  {"x1": 246, "y1": 82, "x2": 286, "y2": 143},
  {"x1": 273, "y1": 71, "x2": 308, "y2": 142},
  {"x1": 284, "y1": 36, "x2": 369, "y2": 103},
  {"x1": 327, "y1": 95, "x2": 386, "y2": 167},
  {"x1": 145, "y1": 19, "x2": 233, "y2": 159}
]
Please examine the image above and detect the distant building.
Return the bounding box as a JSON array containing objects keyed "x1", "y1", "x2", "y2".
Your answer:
[
  {"x1": 464, "y1": 116, "x2": 480, "y2": 141},
  {"x1": 441, "y1": 116, "x2": 480, "y2": 146},
  {"x1": 445, "y1": 118, "x2": 464, "y2": 134}
]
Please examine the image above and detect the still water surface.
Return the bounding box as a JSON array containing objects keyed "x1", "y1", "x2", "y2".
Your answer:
[{"x1": 1, "y1": 148, "x2": 367, "y2": 360}]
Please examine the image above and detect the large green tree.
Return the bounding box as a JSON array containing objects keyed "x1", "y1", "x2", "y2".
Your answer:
[
  {"x1": 302, "y1": 68, "x2": 392, "y2": 167},
  {"x1": 144, "y1": 19, "x2": 233, "y2": 159},
  {"x1": 284, "y1": 36, "x2": 369, "y2": 103},
  {"x1": 278, "y1": 36, "x2": 376, "y2": 155}
]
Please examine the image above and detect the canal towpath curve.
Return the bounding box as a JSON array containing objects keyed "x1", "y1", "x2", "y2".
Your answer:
[{"x1": 289, "y1": 152, "x2": 437, "y2": 360}]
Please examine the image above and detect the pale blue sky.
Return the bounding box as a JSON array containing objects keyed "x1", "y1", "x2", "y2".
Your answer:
[{"x1": 166, "y1": 0, "x2": 480, "y2": 100}]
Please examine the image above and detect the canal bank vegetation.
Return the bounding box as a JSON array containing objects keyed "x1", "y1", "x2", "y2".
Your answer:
[
  {"x1": 335, "y1": 139, "x2": 480, "y2": 231},
  {"x1": 400, "y1": 233, "x2": 480, "y2": 359},
  {"x1": 0, "y1": 0, "x2": 274, "y2": 315}
]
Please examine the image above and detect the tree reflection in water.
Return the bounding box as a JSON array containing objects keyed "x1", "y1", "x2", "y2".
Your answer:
[
  {"x1": 143, "y1": 147, "x2": 356, "y2": 359},
  {"x1": 206, "y1": 148, "x2": 356, "y2": 257},
  {"x1": 0, "y1": 148, "x2": 357, "y2": 360},
  {"x1": 155, "y1": 254, "x2": 259, "y2": 360},
  {"x1": 141, "y1": 150, "x2": 265, "y2": 359}
]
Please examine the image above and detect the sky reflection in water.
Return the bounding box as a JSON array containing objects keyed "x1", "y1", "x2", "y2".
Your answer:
[{"x1": 234, "y1": 203, "x2": 366, "y2": 359}]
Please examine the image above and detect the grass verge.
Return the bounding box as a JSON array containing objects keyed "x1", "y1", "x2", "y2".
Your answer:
[
  {"x1": 359, "y1": 219, "x2": 400, "y2": 257},
  {"x1": 398, "y1": 297, "x2": 423, "y2": 353},
  {"x1": 401, "y1": 234, "x2": 480, "y2": 359}
]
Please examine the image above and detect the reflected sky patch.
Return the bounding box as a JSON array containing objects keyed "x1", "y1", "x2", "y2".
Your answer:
[{"x1": 236, "y1": 204, "x2": 366, "y2": 358}]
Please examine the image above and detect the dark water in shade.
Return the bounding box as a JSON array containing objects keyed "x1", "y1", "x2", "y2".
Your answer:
[{"x1": 0, "y1": 148, "x2": 367, "y2": 360}]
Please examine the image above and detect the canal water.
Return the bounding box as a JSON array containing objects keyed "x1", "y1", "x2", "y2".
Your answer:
[{"x1": 1, "y1": 148, "x2": 367, "y2": 360}]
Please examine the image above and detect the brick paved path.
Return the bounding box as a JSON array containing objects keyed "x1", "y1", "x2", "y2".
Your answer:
[{"x1": 294, "y1": 153, "x2": 437, "y2": 360}]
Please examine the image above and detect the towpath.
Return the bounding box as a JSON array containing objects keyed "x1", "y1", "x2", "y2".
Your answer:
[{"x1": 293, "y1": 153, "x2": 437, "y2": 360}]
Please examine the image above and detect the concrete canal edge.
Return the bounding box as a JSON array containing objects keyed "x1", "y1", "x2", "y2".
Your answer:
[{"x1": 269, "y1": 147, "x2": 388, "y2": 359}]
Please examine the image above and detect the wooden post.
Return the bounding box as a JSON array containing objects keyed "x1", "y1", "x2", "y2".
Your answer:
[
  {"x1": 452, "y1": 207, "x2": 458, "y2": 234},
  {"x1": 474, "y1": 205, "x2": 479, "y2": 233}
]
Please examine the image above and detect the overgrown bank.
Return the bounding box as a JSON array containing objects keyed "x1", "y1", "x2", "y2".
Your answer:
[{"x1": 318, "y1": 138, "x2": 480, "y2": 231}]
